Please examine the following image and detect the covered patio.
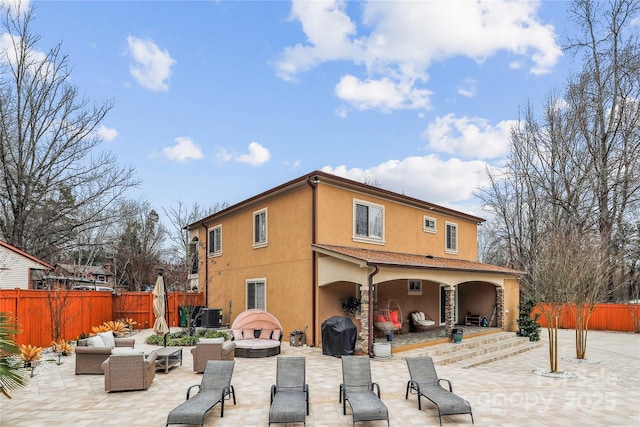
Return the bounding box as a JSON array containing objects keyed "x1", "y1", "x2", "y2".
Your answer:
[{"x1": 313, "y1": 244, "x2": 522, "y2": 355}]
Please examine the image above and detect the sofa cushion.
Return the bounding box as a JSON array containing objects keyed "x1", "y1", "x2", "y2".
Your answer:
[
  {"x1": 200, "y1": 337, "x2": 225, "y2": 344},
  {"x1": 98, "y1": 332, "x2": 116, "y2": 349},
  {"x1": 110, "y1": 347, "x2": 143, "y2": 355}
]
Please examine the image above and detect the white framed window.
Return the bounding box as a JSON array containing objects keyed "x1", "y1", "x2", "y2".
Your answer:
[
  {"x1": 97, "y1": 275, "x2": 106, "y2": 282},
  {"x1": 353, "y1": 199, "x2": 384, "y2": 243},
  {"x1": 208, "y1": 225, "x2": 222, "y2": 256},
  {"x1": 246, "y1": 279, "x2": 266, "y2": 310},
  {"x1": 423, "y1": 216, "x2": 436, "y2": 233},
  {"x1": 445, "y1": 221, "x2": 458, "y2": 254},
  {"x1": 253, "y1": 208, "x2": 268, "y2": 248},
  {"x1": 408, "y1": 279, "x2": 422, "y2": 295}
]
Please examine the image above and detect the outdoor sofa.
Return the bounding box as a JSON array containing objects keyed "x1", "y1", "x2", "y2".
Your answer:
[{"x1": 75, "y1": 331, "x2": 135, "y2": 375}]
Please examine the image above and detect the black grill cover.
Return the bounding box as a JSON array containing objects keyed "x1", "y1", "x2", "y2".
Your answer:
[{"x1": 321, "y1": 316, "x2": 357, "y2": 357}]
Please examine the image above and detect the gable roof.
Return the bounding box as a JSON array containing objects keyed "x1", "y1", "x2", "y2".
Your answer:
[
  {"x1": 187, "y1": 170, "x2": 485, "y2": 229},
  {"x1": 57, "y1": 263, "x2": 113, "y2": 277},
  {"x1": 312, "y1": 244, "x2": 522, "y2": 275},
  {"x1": 0, "y1": 240, "x2": 54, "y2": 270}
]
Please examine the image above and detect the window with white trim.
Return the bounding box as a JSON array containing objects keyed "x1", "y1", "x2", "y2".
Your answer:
[
  {"x1": 423, "y1": 216, "x2": 436, "y2": 233},
  {"x1": 253, "y1": 208, "x2": 267, "y2": 247},
  {"x1": 208, "y1": 225, "x2": 222, "y2": 256},
  {"x1": 246, "y1": 279, "x2": 266, "y2": 310},
  {"x1": 408, "y1": 279, "x2": 422, "y2": 295},
  {"x1": 353, "y1": 199, "x2": 384, "y2": 242},
  {"x1": 445, "y1": 221, "x2": 458, "y2": 253}
]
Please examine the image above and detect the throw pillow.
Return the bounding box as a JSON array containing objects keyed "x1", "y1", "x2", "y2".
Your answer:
[
  {"x1": 232, "y1": 329, "x2": 243, "y2": 340},
  {"x1": 272, "y1": 330, "x2": 281, "y2": 341},
  {"x1": 86, "y1": 336, "x2": 105, "y2": 347},
  {"x1": 259, "y1": 329, "x2": 273, "y2": 339},
  {"x1": 98, "y1": 331, "x2": 116, "y2": 349},
  {"x1": 243, "y1": 329, "x2": 255, "y2": 339}
]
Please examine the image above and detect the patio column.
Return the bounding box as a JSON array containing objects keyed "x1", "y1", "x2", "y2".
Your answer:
[
  {"x1": 359, "y1": 284, "x2": 370, "y2": 354},
  {"x1": 496, "y1": 286, "x2": 504, "y2": 328},
  {"x1": 445, "y1": 287, "x2": 456, "y2": 336}
]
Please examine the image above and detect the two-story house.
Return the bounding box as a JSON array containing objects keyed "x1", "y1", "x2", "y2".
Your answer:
[{"x1": 186, "y1": 171, "x2": 521, "y2": 354}]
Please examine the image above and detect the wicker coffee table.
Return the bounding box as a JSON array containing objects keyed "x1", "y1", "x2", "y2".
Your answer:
[{"x1": 155, "y1": 347, "x2": 182, "y2": 373}]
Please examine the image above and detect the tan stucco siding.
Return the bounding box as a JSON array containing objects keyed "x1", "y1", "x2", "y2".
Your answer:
[
  {"x1": 315, "y1": 184, "x2": 479, "y2": 261},
  {"x1": 503, "y1": 277, "x2": 520, "y2": 332},
  {"x1": 197, "y1": 187, "x2": 314, "y2": 336}
]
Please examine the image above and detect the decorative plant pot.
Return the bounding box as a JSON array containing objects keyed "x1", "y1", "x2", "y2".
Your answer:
[
  {"x1": 452, "y1": 328, "x2": 464, "y2": 344},
  {"x1": 373, "y1": 342, "x2": 391, "y2": 359}
]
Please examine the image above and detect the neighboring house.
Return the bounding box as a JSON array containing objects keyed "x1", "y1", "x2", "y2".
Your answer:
[
  {"x1": 54, "y1": 263, "x2": 115, "y2": 288},
  {"x1": 0, "y1": 240, "x2": 54, "y2": 289},
  {"x1": 186, "y1": 170, "x2": 522, "y2": 353}
]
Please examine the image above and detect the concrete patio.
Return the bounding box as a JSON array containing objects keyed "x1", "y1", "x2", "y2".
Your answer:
[{"x1": 2, "y1": 328, "x2": 639, "y2": 426}]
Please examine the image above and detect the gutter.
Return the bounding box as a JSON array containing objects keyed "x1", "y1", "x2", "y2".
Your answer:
[
  {"x1": 367, "y1": 264, "x2": 380, "y2": 357},
  {"x1": 306, "y1": 175, "x2": 319, "y2": 346}
]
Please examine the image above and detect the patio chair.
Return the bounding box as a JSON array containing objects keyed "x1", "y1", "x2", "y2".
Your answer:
[
  {"x1": 269, "y1": 356, "x2": 309, "y2": 425},
  {"x1": 166, "y1": 360, "x2": 236, "y2": 427},
  {"x1": 191, "y1": 341, "x2": 236, "y2": 372},
  {"x1": 339, "y1": 356, "x2": 389, "y2": 426},
  {"x1": 405, "y1": 357, "x2": 473, "y2": 425},
  {"x1": 101, "y1": 350, "x2": 156, "y2": 392}
]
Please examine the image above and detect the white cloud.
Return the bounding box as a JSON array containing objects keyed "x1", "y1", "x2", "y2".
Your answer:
[
  {"x1": 456, "y1": 78, "x2": 477, "y2": 98},
  {"x1": 162, "y1": 137, "x2": 203, "y2": 162},
  {"x1": 335, "y1": 75, "x2": 431, "y2": 112},
  {"x1": 276, "y1": 0, "x2": 561, "y2": 112},
  {"x1": 126, "y1": 36, "x2": 176, "y2": 92},
  {"x1": 275, "y1": 0, "x2": 361, "y2": 82},
  {"x1": 216, "y1": 147, "x2": 233, "y2": 163},
  {"x1": 97, "y1": 125, "x2": 118, "y2": 142},
  {"x1": 322, "y1": 154, "x2": 495, "y2": 206},
  {"x1": 423, "y1": 114, "x2": 513, "y2": 160},
  {"x1": 235, "y1": 142, "x2": 271, "y2": 167}
]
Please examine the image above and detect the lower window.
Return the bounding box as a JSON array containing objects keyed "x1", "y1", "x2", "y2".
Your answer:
[{"x1": 246, "y1": 279, "x2": 266, "y2": 310}]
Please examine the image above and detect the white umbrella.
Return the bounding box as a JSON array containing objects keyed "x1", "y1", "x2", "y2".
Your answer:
[{"x1": 152, "y1": 272, "x2": 169, "y2": 344}]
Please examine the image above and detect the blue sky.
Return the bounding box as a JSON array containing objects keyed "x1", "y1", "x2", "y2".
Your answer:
[{"x1": 22, "y1": 0, "x2": 581, "y2": 221}]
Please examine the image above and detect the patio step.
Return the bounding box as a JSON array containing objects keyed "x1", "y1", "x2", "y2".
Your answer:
[{"x1": 401, "y1": 332, "x2": 542, "y2": 367}]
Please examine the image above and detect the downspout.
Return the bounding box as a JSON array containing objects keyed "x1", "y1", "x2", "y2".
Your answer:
[
  {"x1": 368, "y1": 264, "x2": 379, "y2": 357},
  {"x1": 201, "y1": 223, "x2": 209, "y2": 308},
  {"x1": 306, "y1": 175, "x2": 319, "y2": 346}
]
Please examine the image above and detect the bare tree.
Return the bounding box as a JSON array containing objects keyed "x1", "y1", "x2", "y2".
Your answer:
[
  {"x1": 163, "y1": 201, "x2": 226, "y2": 330},
  {"x1": 0, "y1": 4, "x2": 138, "y2": 262},
  {"x1": 112, "y1": 200, "x2": 166, "y2": 291},
  {"x1": 564, "y1": 0, "x2": 640, "y2": 299},
  {"x1": 163, "y1": 201, "x2": 227, "y2": 287}
]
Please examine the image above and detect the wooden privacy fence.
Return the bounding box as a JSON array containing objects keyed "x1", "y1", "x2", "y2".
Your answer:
[
  {"x1": 0, "y1": 289, "x2": 204, "y2": 347},
  {"x1": 532, "y1": 303, "x2": 639, "y2": 333}
]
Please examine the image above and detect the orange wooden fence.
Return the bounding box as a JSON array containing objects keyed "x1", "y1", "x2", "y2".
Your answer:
[
  {"x1": 532, "y1": 303, "x2": 639, "y2": 332},
  {"x1": 0, "y1": 289, "x2": 204, "y2": 347}
]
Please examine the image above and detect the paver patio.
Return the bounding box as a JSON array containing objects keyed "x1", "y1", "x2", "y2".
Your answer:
[{"x1": 2, "y1": 328, "x2": 638, "y2": 426}]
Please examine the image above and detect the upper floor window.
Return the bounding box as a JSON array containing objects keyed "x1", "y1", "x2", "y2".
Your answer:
[
  {"x1": 423, "y1": 216, "x2": 436, "y2": 233},
  {"x1": 253, "y1": 208, "x2": 268, "y2": 248},
  {"x1": 208, "y1": 225, "x2": 222, "y2": 256},
  {"x1": 445, "y1": 221, "x2": 458, "y2": 254},
  {"x1": 247, "y1": 279, "x2": 266, "y2": 310},
  {"x1": 353, "y1": 199, "x2": 384, "y2": 243}
]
